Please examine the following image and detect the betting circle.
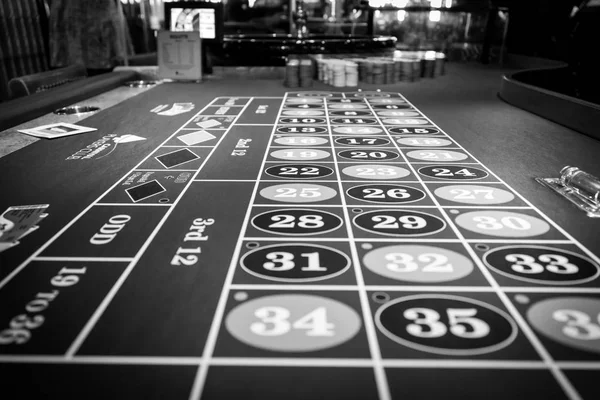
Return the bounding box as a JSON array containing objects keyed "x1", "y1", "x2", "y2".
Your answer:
[
  {"x1": 274, "y1": 136, "x2": 328, "y2": 146},
  {"x1": 434, "y1": 185, "x2": 515, "y2": 205},
  {"x1": 327, "y1": 104, "x2": 369, "y2": 110},
  {"x1": 527, "y1": 297, "x2": 600, "y2": 355},
  {"x1": 265, "y1": 164, "x2": 334, "y2": 180},
  {"x1": 277, "y1": 126, "x2": 328, "y2": 134},
  {"x1": 388, "y1": 127, "x2": 440, "y2": 135},
  {"x1": 373, "y1": 104, "x2": 412, "y2": 110},
  {"x1": 282, "y1": 110, "x2": 325, "y2": 117},
  {"x1": 375, "y1": 294, "x2": 518, "y2": 355},
  {"x1": 226, "y1": 294, "x2": 361, "y2": 352},
  {"x1": 418, "y1": 165, "x2": 488, "y2": 180},
  {"x1": 346, "y1": 184, "x2": 425, "y2": 204},
  {"x1": 251, "y1": 208, "x2": 343, "y2": 236},
  {"x1": 326, "y1": 98, "x2": 365, "y2": 103},
  {"x1": 396, "y1": 137, "x2": 453, "y2": 147},
  {"x1": 289, "y1": 91, "x2": 333, "y2": 97},
  {"x1": 285, "y1": 97, "x2": 324, "y2": 104},
  {"x1": 330, "y1": 118, "x2": 378, "y2": 125},
  {"x1": 353, "y1": 210, "x2": 446, "y2": 237},
  {"x1": 354, "y1": 91, "x2": 392, "y2": 98},
  {"x1": 332, "y1": 126, "x2": 383, "y2": 135},
  {"x1": 363, "y1": 245, "x2": 474, "y2": 283},
  {"x1": 455, "y1": 211, "x2": 550, "y2": 238},
  {"x1": 382, "y1": 118, "x2": 430, "y2": 125},
  {"x1": 376, "y1": 111, "x2": 422, "y2": 117},
  {"x1": 270, "y1": 149, "x2": 330, "y2": 161},
  {"x1": 337, "y1": 150, "x2": 399, "y2": 162},
  {"x1": 279, "y1": 117, "x2": 326, "y2": 125},
  {"x1": 329, "y1": 110, "x2": 373, "y2": 117},
  {"x1": 260, "y1": 183, "x2": 337, "y2": 203},
  {"x1": 483, "y1": 245, "x2": 600, "y2": 285},
  {"x1": 364, "y1": 96, "x2": 401, "y2": 102},
  {"x1": 342, "y1": 165, "x2": 410, "y2": 180},
  {"x1": 240, "y1": 243, "x2": 351, "y2": 283},
  {"x1": 406, "y1": 150, "x2": 468, "y2": 162},
  {"x1": 335, "y1": 137, "x2": 391, "y2": 147},
  {"x1": 284, "y1": 103, "x2": 323, "y2": 109}
]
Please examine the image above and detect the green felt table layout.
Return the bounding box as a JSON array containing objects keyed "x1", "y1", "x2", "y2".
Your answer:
[{"x1": 1, "y1": 65, "x2": 599, "y2": 399}]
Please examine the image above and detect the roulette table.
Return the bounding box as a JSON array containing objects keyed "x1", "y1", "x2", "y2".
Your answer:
[{"x1": 0, "y1": 63, "x2": 599, "y2": 399}]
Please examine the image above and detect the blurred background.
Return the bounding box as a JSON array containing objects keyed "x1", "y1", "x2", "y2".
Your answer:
[{"x1": 1, "y1": 0, "x2": 598, "y2": 100}]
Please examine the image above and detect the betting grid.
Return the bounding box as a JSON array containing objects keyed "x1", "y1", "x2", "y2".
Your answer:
[
  {"x1": 0, "y1": 90, "x2": 598, "y2": 399},
  {"x1": 187, "y1": 91, "x2": 600, "y2": 400}
]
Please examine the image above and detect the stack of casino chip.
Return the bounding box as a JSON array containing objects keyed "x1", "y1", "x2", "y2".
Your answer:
[
  {"x1": 345, "y1": 61, "x2": 358, "y2": 87},
  {"x1": 372, "y1": 59, "x2": 385, "y2": 85},
  {"x1": 284, "y1": 59, "x2": 300, "y2": 88},
  {"x1": 384, "y1": 60, "x2": 395, "y2": 83},
  {"x1": 411, "y1": 58, "x2": 422, "y2": 81},
  {"x1": 356, "y1": 59, "x2": 366, "y2": 82},
  {"x1": 421, "y1": 50, "x2": 436, "y2": 78},
  {"x1": 398, "y1": 58, "x2": 414, "y2": 82},
  {"x1": 393, "y1": 60, "x2": 402, "y2": 82},
  {"x1": 316, "y1": 59, "x2": 325, "y2": 83},
  {"x1": 363, "y1": 60, "x2": 374, "y2": 84},
  {"x1": 423, "y1": 57, "x2": 435, "y2": 78},
  {"x1": 435, "y1": 52, "x2": 446, "y2": 76},
  {"x1": 311, "y1": 52, "x2": 446, "y2": 86},
  {"x1": 299, "y1": 59, "x2": 313, "y2": 87},
  {"x1": 331, "y1": 60, "x2": 346, "y2": 87}
]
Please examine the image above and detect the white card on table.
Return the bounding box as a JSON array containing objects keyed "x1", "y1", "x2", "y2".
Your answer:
[{"x1": 18, "y1": 123, "x2": 97, "y2": 139}]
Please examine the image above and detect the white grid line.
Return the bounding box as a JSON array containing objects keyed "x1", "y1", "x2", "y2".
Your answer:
[
  {"x1": 94, "y1": 203, "x2": 171, "y2": 207},
  {"x1": 1, "y1": 355, "x2": 597, "y2": 370},
  {"x1": 0, "y1": 355, "x2": 204, "y2": 365},
  {"x1": 34, "y1": 257, "x2": 134, "y2": 262}
]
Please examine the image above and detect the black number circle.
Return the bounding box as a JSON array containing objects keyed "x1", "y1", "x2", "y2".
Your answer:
[
  {"x1": 388, "y1": 127, "x2": 440, "y2": 135},
  {"x1": 327, "y1": 98, "x2": 365, "y2": 103},
  {"x1": 376, "y1": 295, "x2": 517, "y2": 355},
  {"x1": 335, "y1": 137, "x2": 391, "y2": 146},
  {"x1": 252, "y1": 208, "x2": 343, "y2": 236},
  {"x1": 483, "y1": 246, "x2": 600, "y2": 285},
  {"x1": 418, "y1": 165, "x2": 488, "y2": 180},
  {"x1": 373, "y1": 104, "x2": 413, "y2": 110},
  {"x1": 347, "y1": 184, "x2": 426, "y2": 204},
  {"x1": 353, "y1": 209, "x2": 445, "y2": 236},
  {"x1": 277, "y1": 126, "x2": 328, "y2": 134},
  {"x1": 265, "y1": 164, "x2": 334, "y2": 179},
  {"x1": 329, "y1": 110, "x2": 373, "y2": 117},
  {"x1": 241, "y1": 244, "x2": 351, "y2": 282},
  {"x1": 279, "y1": 117, "x2": 326, "y2": 124}
]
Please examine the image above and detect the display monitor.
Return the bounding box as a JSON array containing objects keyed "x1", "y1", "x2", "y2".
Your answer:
[{"x1": 164, "y1": 1, "x2": 223, "y2": 42}]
